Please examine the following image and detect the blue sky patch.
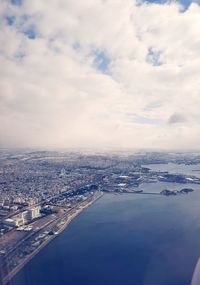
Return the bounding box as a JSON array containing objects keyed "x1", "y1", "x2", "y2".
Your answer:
[
  {"x1": 10, "y1": 0, "x2": 22, "y2": 6},
  {"x1": 93, "y1": 50, "x2": 110, "y2": 74},
  {"x1": 146, "y1": 47, "x2": 162, "y2": 66},
  {"x1": 5, "y1": 15, "x2": 15, "y2": 26},
  {"x1": 24, "y1": 26, "x2": 37, "y2": 39},
  {"x1": 140, "y1": 0, "x2": 200, "y2": 11}
]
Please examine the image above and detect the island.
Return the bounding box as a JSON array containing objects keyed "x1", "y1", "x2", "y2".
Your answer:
[{"x1": 160, "y1": 188, "x2": 194, "y2": 196}]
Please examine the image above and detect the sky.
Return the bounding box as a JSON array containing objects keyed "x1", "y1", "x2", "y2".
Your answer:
[{"x1": 1, "y1": 0, "x2": 200, "y2": 150}]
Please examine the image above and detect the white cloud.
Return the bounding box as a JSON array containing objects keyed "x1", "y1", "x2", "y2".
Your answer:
[{"x1": 1, "y1": 0, "x2": 200, "y2": 150}]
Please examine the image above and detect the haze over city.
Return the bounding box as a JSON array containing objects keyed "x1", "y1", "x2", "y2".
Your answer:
[{"x1": 1, "y1": 0, "x2": 200, "y2": 149}]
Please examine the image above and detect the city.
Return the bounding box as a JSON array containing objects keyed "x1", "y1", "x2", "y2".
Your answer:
[{"x1": 1, "y1": 149, "x2": 200, "y2": 284}]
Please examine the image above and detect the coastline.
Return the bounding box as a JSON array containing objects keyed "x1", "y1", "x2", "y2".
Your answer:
[{"x1": 2, "y1": 192, "x2": 104, "y2": 285}]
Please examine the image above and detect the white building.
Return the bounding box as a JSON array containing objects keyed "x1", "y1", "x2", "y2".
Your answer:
[
  {"x1": 4, "y1": 207, "x2": 41, "y2": 228},
  {"x1": 4, "y1": 215, "x2": 25, "y2": 227},
  {"x1": 27, "y1": 206, "x2": 41, "y2": 220}
]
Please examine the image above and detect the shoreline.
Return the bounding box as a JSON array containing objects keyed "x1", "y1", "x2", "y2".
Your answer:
[{"x1": 2, "y1": 192, "x2": 104, "y2": 285}]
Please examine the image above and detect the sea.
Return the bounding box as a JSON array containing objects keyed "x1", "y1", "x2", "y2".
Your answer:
[{"x1": 7, "y1": 163, "x2": 200, "y2": 285}]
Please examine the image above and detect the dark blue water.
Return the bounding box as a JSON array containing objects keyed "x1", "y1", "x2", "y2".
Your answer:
[{"x1": 8, "y1": 190, "x2": 200, "y2": 285}]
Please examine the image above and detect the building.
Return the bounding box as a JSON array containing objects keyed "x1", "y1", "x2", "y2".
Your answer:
[
  {"x1": 4, "y1": 212, "x2": 27, "y2": 227},
  {"x1": 27, "y1": 206, "x2": 41, "y2": 220},
  {"x1": 0, "y1": 199, "x2": 4, "y2": 207},
  {"x1": 4, "y1": 206, "x2": 41, "y2": 228}
]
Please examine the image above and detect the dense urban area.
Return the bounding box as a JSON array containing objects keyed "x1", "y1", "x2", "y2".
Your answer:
[{"x1": 1, "y1": 149, "x2": 200, "y2": 285}]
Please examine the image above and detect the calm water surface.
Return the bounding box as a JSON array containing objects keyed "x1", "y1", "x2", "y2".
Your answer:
[
  {"x1": 143, "y1": 163, "x2": 200, "y2": 178},
  {"x1": 8, "y1": 188, "x2": 200, "y2": 285}
]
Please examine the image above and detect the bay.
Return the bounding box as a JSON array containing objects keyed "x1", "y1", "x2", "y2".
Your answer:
[{"x1": 8, "y1": 188, "x2": 200, "y2": 285}]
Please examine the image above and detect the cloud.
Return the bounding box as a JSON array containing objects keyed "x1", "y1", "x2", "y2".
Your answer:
[
  {"x1": 1, "y1": 0, "x2": 200, "y2": 150},
  {"x1": 167, "y1": 113, "x2": 187, "y2": 124}
]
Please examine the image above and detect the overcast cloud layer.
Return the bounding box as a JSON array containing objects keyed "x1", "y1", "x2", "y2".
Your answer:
[{"x1": 1, "y1": 0, "x2": 200, "y2": 150}]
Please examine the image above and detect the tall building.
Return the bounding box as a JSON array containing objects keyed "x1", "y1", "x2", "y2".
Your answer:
[
  {"x1": 4, "y1": 207, "x2": 41, "y2": 228},
  {"x1": 27, "y1": 206, "x2": 41, "y2": 220}
]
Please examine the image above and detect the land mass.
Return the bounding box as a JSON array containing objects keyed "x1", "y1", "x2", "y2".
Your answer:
[{"x1": 0, "y1": 150, "x2": 199, "y2": 284}]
